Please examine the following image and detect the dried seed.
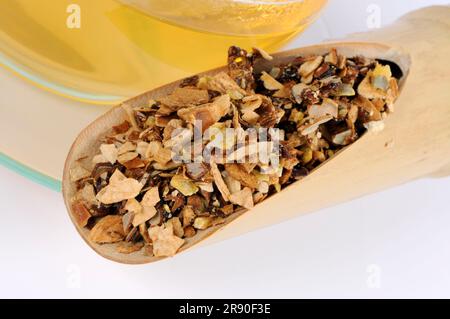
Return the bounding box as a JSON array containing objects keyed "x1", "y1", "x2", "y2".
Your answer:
[
  {"x1": 122, "y1": 212, "x2": 134, "y2": 233},
  {"x1": 335, "y1": 83, "x2": 355, "y2": 97},
  {"x1": 223, "y1": 173, "x2": 241, "y2": 194},
  {"x1": 302, "y1": 147, "x2": 313, "y2": 164},
  {"x1": 197, "y1": 182, "x2": 214, "y2": 193},
  {"x1": 136, "y1": 141, "x2": 149, "y2": 158}
]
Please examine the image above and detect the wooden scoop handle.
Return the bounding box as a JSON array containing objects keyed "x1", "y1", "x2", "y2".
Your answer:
[{"x1": 347, "y1": 5, "x2": 450, "y2": 178}]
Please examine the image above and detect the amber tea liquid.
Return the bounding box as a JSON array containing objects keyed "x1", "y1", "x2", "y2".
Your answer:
[{"x1": 0, "y1": 0, "x2": 327, "y2": 104}]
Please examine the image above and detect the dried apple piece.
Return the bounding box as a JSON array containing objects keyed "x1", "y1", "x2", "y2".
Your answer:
[
  {"x1": 148, "y1": 224, "x2": 185, "y2": 257},
  {"x1": 100, "y1": 144, "x2": 118, "y2": 165},
  {"x1": 70, "y1": 163, "x2": 90, "y2": 182},
  {"x1": 224, "y1": 164, "x2": 259, "y2": 189},
  {"x1": 96, "y1": 170, "x2": 143, "y2": 204},
  {"x1": 177, "y1": 95, "x2": 231, "y2": 132},
  {"x1": 299, "y1": 56, "x2": 324, "y2": 78},
  {"x1": 89, "y1": 215, "x2": 125, "y2": 244},
  {"x1": 229, "y1": 187, "x2": 254, "y2": 210},
  {"x1": 158, "y1": 87, "x2": 209, "y2": 111}
]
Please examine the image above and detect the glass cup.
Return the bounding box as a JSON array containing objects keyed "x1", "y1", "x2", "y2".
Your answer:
[{"x1": 0, "y1": 0, "x2": 327, "y2": 104}]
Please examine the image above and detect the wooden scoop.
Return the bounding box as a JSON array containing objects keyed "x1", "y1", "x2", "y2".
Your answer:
[{"x1": 62, "y1": 6, "x2": 450, "y2": 264}]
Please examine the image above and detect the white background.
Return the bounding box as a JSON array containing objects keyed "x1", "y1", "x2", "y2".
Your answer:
[{"x1": 1, "y1": 0, "x2": 450, "y2": 298}]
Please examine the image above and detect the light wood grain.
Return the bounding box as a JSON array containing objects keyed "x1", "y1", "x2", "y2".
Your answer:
[{"x1": 62, "y1": 6, "x2": 450, "y2": 264}]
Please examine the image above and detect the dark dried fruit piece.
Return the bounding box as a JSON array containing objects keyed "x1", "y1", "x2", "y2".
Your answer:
[{"x1": 228, "y1": 46, "x2": 255, "y2": 92}]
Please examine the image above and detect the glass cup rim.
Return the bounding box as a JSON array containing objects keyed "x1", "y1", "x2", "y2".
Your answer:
[{"x1": 231, "y1": 0, "x2": 305, "y2": 4}]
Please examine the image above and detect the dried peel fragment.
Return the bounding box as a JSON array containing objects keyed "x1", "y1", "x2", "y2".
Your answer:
[
  {"x1": 210, "y1": 159, "x2": 231, "y2": 201},
  {"x1": 72, "y1": 201, "x2": 91, "y2": 227}
]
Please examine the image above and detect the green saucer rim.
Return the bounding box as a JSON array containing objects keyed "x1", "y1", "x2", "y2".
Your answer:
[{"x1": 0, "y1": 152, "x2": 61, "y2": 192}]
